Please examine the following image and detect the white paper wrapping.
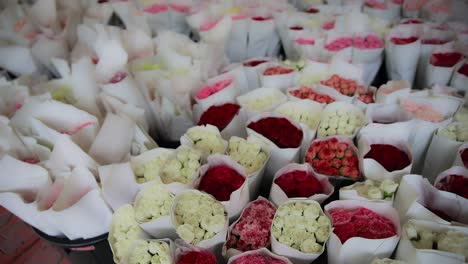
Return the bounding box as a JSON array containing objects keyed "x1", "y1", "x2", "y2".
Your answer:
[
  {"x1": 325, "y1": 200, "x2": 401, "y2": 264},
  {"x1": 259, "y1": 63, "x2": 297, "y2": 92}
]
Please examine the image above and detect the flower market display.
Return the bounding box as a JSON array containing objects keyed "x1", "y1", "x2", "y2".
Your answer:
[{"x1": 0, "y1": 0, "x2": 468, "y2": 264}]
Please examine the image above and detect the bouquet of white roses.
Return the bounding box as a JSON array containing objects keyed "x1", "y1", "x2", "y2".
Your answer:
[
  {"x1": 130, "y1": 148, "x2": 175, "y2": 184},
  {"x1": 271, "y1": 200, "x2": 331, "y2": 264},
  {"x1": 340, "y1": 179, "x2": 398, "y2": 203},
  {"x1": 180, "y1": 125, "x2": 227, "y2": 160},
  {"x1": 237, "y1": 87, "x2": 287, "y2": 120},
  {"x1": 161, "y1": 146, "x2": 202, "y2": 193},
  {"x1": 125, "y1": 239, "x2": 173, "y2": 264},
  {"x1": 317, "y1": 102, "x2": 365, "y2": 138}
]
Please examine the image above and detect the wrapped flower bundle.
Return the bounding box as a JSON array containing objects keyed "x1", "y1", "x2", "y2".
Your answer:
[
  {"x1": 197, "y1": 103, "x2": 241, "y2": 132},
  {"x1": 275, "y1": 100, "x2": 323, "y2": 132},
  {"x1": 237, "y1": 88, "x2": 287, "y2": 118},
  {"x1": 126, "y1": 239, "x2": 171, "y2": 264},
  {"x1": 181, "y1": 125, "x2": 227, "y2": 158},
  {"x1": 198, "y1": 165, "x2": 245, "y2": 202},
  {"x1": 161, "y1": 147, "x2": 202, "y2": 186},
  {"x1": 178, "y1": 251, "x2": 216, "y2": 264},
  {"x1": 172, "y1": 191, "x2": 227, "y2": 246},
  {"x1": 196, "y1": 79, "x2": 234, "y2": 100},
  {"x1": 289, "y1": 86, "x2": 336, "y2": 104},
  {"x1": 228, "y1": 137, "x2": 268, "y2": 176},
  {"x1": 247, "y1": 117, "x2": 303, "y2": 149},
  {"x1": 320, "y1": 74, "x2": 363, "y2": 97},
  {"x1": 438, "y1": 123, "x2": 468, "y2": 142},
  {"x1": 356, "y1": 85, "x2": 376, "y2": 104},
  {"x1": 317, "y1": 102, "x2": 364, "y2": 138},
  {"x1": 364, "y1": 144, "x2": 411, "y2": 172},
  {"x1": 229, "y1": 250, "x2": 290, "y2": 264},
  {"x1": 263, "y1": 66, "x2": 295, "y2": 76},
  {"x1": 271, "y1": 201, "x2": 331, "y2": 263},
  {"x1": 329, "y1": 207, "x2": 397, "y2": 243},
  {"x1": 435, "y1": 172, "x2": 468, "y2": 199},
  {"x1": 305, "y1": 137, "x2": 361, "y2": 180},
  {"x1": 225, "y1": 199, "x2": 276, "y2": 253},
  {"x1": 132, "y1": 149, "x2": 174, "y2": 184},
  {"x1": 274, "y1": 170, "x2": 323, "y2": 198},
  {"x1": 340, "y1": 179, "x2": 399, "y2": 201},
  {"x1": 134, "y1": 183, "x2": 174, "y2": 223}
]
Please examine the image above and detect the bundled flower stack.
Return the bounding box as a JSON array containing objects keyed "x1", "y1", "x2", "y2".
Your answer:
[{"x1": 1, "y1": 0, "x2": 468, "y2": 264}]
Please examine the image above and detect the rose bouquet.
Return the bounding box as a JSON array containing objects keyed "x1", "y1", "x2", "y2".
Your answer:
[
  {"x1": 305, "y1": 136, "x2": 361, "y2": 180},
  {"x1": 194, "y1": 102, "x2": 244, "y2": 140},
  {"x1": 325, "y1": 200, "x2": 400, "y2": 264},
  {"x1": 385, "y1": 24, "x2": 423, "y2": 85},
  {"x1": 274, "y1": 100, "x2": 323, "y2": 132},
  {"x1": 160, "y1": 147, "x2": 202, "y2": 193},
  {"x1": 363, "y1": 0, "x2": 401, "y2": 22},
  {"x1": 246, "y1": 113, "x2": 304, "y2": 182},
  {"x1": 109, "y1": 205, "x2": 148, "y2": 264},
  {"x1": 340, "y1": 179, "x2": 399, "y2": 203},
  {"x1": 423, "y1": 122, "x2": 468, "y2": 182},
  {"x1": 402, "y1": 96, "x2": 461, "y2": 173},
  {"x1": 358, "y1": 129, "x2": 412, "y2": 181},
  {"x1": 316, "y1": 102, "x2": 365, "y2": 138},
  {"x1": 134, "y1": 183, "x2": 175, "y2": 238},
  {"x1": 227, "y1": 248, "x2": 292, "y2": 264},
  {"x1": 175, "y1": 239, "x2": 217, "y2": 264},
  {"x1": 131, "y1": 148, "x2": 175, "y2": 184},
  {"x1": 320, "y1": 74, "x2": 363, "y2": 97},
  {"x1": 125, "y1": 239, "x2": 173, "y2": 264},
  {"x1": 171, "y1": 190, "x2": 227, "y2": 249},
  {"x1": 271, "y1": 200, "x2": 331, "y2": 263},
  {"x1": 423, "y1": 46, "x2": 464, "y2": 88},
  {"x1": 196, "y1": 154, "x2": 249, "y2": 220},
  {"x1": 223, "y1": 198, "x2": 276, "y2": 257},
  {"x1": 227, "y1": 137, "x2": 270, "y2": 198},
  {"x1": 180, "y1": 125, "x2": 227, "y2": 160},
  {"x1": 322, "y1": 32, "x2": 354, "y2": 62},
  {"x1": 194, "y1": 75, "x2": 240, "y2": 112},
  {"x1": 237, "y1": 87, "x2": 287, "y2": 120},
  {"x1": 396, "y1": 220, "x2": 468, "y2": 263},
  {"x1": 260, "y1": 63, "x2": 297, "y2": 91},
  {"x1": 375, "y1": 80, "x2": 411, "y2": 104},
  {"x1": 137, "y1": 0, "x2": 192, "y2": 35},
  {"x1": 394, "y1": 174, "x2": 468, "y2": 225},
  {"x1": 453, "y1": 143, "x2": 468, "y2": 169},
  {"x1": 434, "y1": 166, "x2": 468, "y2": 200},
  {"x1": 352, "y1": 33, "x2": 385, "y2": 84},
  {"x1": 269, "y1": 163, "x2": 334, "y2": 206},
  {"x1": 355, "y1": 85, "x2": 377, "y2": 107},
  {"x1": 288, "y1": 86, "x2": 337, "y2": 104}
]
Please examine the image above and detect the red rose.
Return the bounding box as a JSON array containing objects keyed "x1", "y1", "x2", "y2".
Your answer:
[
  {"x1": 435, "y1": 174, "x2": 468, "y2": 199},
  {"x1": 274, "y1": 170, "x2": 323, "y2": 198},
  {"x1": 391, "y1": 36, "x2": 419, "y2": 45},
  {"x1": 289, "y1": 26, "x2": 303, "y2": 30},
  {"x1": 178, "y1": 251, "x2": 216, "y2": 264},
  {"x1": 421, "y1": 38, "x2": 449, "y2": 45},
  {"x1": 458, "y1": 63, "x2": 468, "y2": 77},
  {"x1": 330, "y1": 207, "x2": 397, "y2": 243},
  {"x1": 364, "y1": 144, "x2": 410, "y2": 172},
  {"x1": 252, "y1": 16, "x2": 272, "y2": 21},
  {"x1": 198, "y1": 103, "x2": 241, "y2": 131},
  {"x1": 247, "y1": 117, "x2": 303, "y2": 148},
  {"x1": 243, "y1": 60, "x2": 267, "y2": 67},
  {"x1": 401, "y1": 19, "x2": 423, "y2": 24},
  {"x1": 198, "y1": 166, "x2": 245, "y2": 201},
  {"x1": 307, "y1": 8, "x2": 319, "y2": 13},
  {"x1": 430, "y1": 52, "x2": 463, "y2": 67},
  {"x1": 320, "y1": 74, "x2": 358, "y2": 96},
  {"x1": 289, "y1": 86, "x2": 335, "y2": 104},
  {"x1": 263, "y1": 66, "x2": 294, "y2": 76}
]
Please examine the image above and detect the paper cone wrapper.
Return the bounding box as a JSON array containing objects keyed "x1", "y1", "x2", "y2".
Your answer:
[
  {"x1": 424, "y1": 55, "x2": 463, "y2": 88},
  {"x1": 0, "y1": 155, "x2": 50, "y2": 196},
  {"x1": 170, "y1": 190, "x2": 228, "y2": 253},
  {"x1": 200, "y1": 16, "x2": 232, "y2": 44},
  {"x1": 260, "y1": 63, "x2": 297, "y2": 92},
  {"x1": 100, "y1": 75, "x2": 148, "y2": 116},
  {"x1": 353, "y1": 86, "x2": 377, "y2": 111},
  {"x1": 222, "y1": 197, "x2": 276, "y2": 259},
  {"x1": 109, "y1": 204, "x2": 149, "y2": 263},
  {"x1": 31, "y1": 35, "x2": 68, "y2": 74},
  {"x1": 100, "y1": 93, "x2": 149, "y2": 132},
  {"x1": 365, "y1": 103, "x2": 413, "y2": 124},
  {"x1": 358, "y1": 132, "x2": 413, "y2": 182},
  {"x1": 322, "y1": 32, "x2": 353, "y2": 62},
  {"x1": 339, "y1": 181, "x2": 394, "y2": 205},
  {"x1": 180, "y1": 125, "x2": 228, "y2": 161},
  {"x1": 453, "y1": 143, "x2": 468, "y2": 168},
  {"x1": 153, "y1": 97, "x2": 195, "y2": 142},
  {"x1": 450, "y1": 62, "x2": 468, "y2": 93},
  {"x1": 237, "y1": 87, "x2": 287, "y2": 120},
  {"x1": 135, "y1": 187, "x2": 177, "y2": 239},
  {"x1": 395, "y1": 219, "x2": 468, "y2": 264},
  {"x1": 226, "y1": 18, "x2": 248, "y2": 62},
  {"x1": 375, "y1": 80, "x2": 411, "y2": 104},
  {"x1": 142, "y1": 4, "x2": 171, "y2": 34},
  {"x1": 306, "y1": 135, "x2": 363, "y2": 182},
  {"x1": 0, "y1": 46, "x2": 39, "y2": 76},
  {"x1": 195, "y1": 154, "x2": 249, "y2": 222},
  {"x1": 422, "y1": 128, "x2": 464, "y2": 183},
  {"x1": 194, "y1": 76, "x2": 241, "y2": 112},
  {"x1": 269, "y1": 163, "x2": 334, "y2": 206},
  {"x1": 222, "y1": 63, "x2": 250, "y2": 94},
  {"x1": 242, "y1": 57, "x2": 271, "y2": 90},
  {"x1": 325, "y1": 200, "x2": 401, "y2": 264},
  {"x1": 227, "y1": 248, "x2": 293, "y2": 264},
  {"x1": 352, "y1": 33, "x2": 384, "y2": 64},
  {"x1": 274, "y1": 99, "x2": 324, "y2": 160},
  {"x1": 246, "y1": 112, "x2": 303, "y2": 186},
  {"x1": 99, "y1": 162, "x2": 141, "y2": 211},
  {"x1": 295, "y1": 37, "x2": 325, "y2": 61},
  {"x1": 433, "y1": 166, "x2": 468, "y2": 219},
  {"x1": 363, "y1": 5, "x2": 399, "y2": 22},
  {"x1": 394, "y1": 174, "x2": 467, "y2": 225},
  {"x1": 271, "y1": 199, "x2": 329, "y2": 264},
  {"x1": 89, "y1": 113, "x2": 135, "y2": 165},
  {"x1": 357, "y1": 57, "x2": 384, "y2": 85},
  {"x1": 247, "y1": 18, "x2": 279, "y2": 58},
  {"x1": 45, "y1": 135, "x2": 99, "y2": 178},
  {"x1": 385, "y1": 24, "x2": 423, "y2": 84},
  {"x1": 328, "y1": 57, "x2": 363, "y2": 81},
  {"x1": 124, "y1": 238, "x2": 175, "y2": 264},
  {"x1": 130, "y1": 147, "x2": 175, "y2": 177}
]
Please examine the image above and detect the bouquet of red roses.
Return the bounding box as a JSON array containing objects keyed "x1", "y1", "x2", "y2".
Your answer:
[
  {"x1": 325, "y1": 200, "x2": 400, "y2": 264},
  {"x1": 454, "y1": 143, "x2": 468, "y2": 169},
  {"x1": 260, "y1": 63, "x2": 296, "y2": 92},
  {"x1": 194, "y1": 102, "x2": 245, "y2": 139},
  {"x1": 246, "y1": 113, "x2": 304, "y2": 183},
  {"x1": 305, "y1": 136, "x2": 361, "y2": 180},
  {"x1": 196, "y1": 154, "x2": 249, "y2": 221},
  {"x1": 175, "y1": 239, "x2": 217, "y2": 264},
  {"x1": 434, "y1": 166, "x2": 468, "y2": 200},
  {"x1": 223, "y1": 197, "x2": 276, "y2": 258},
  {"x1": 269, "y1": 163, "x2": 334, "y2": 206}
]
